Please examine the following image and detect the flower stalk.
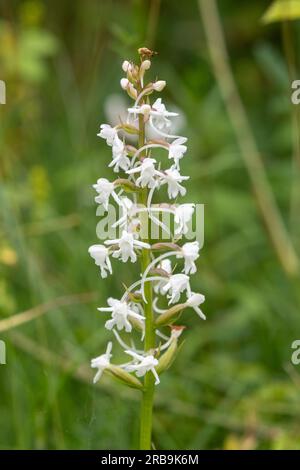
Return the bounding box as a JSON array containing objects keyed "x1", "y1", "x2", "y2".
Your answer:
[
  {"x1": 88, "y1": 47, "x2": 206, "y2": 450},
  {"x1": 137, "y1": 93, "x2": 156, "y2": 450}
]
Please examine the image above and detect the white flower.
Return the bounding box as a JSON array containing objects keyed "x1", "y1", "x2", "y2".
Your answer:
[
  {"x1": 97, "y1": 124, "x2": 118, "y2": 146},
  {"x1": 162, "y1": 273, "x2": 190, "y2": 304},
  {"x1": 151, "y1": 98, "x2": 178, "y2": 129},
  {"x1": 174, "y1": 204, "x2": 195, "y2": 235},
  {"x1": 168, "y1": 137, "x2": 187, "y2": 168},
  {"x1": 186, "y1": 292, "x2": 206, "y2": 320},
  {"x1": 88, "y1": 244, "x2": 112, "y2": 278},
  {"x1": 109, "y1": 136, "x2": 130, "y2": 172},
  {"x1": 127, "y1": 158, "x2": 157, "y2": 188},
  {"x1": 105, "y1": 230, "x2": 150, "y2": 263},
  {"x1": 98, "y1": 298, "x2": 145, "y2": 332},
  {"x1": 179, "y1": 241, "x2": 200, "y2": 275},
  {"x1": 124, "y1": 350, "x2": 160, "y2": 384},
  {"x1": 91, "y1": 342, "x2": 112, "y2": 383},
  {"x1": 153, "y1": 80, "x2": 166, "y2": 92},
  {"x1": 161, "y1": 167, "x2": 189, "y2": 199},
  {"x1": 93, "y1": 178, "x2": 115, "y2": 210},
  {"x1": 154, "y1": 259, "x2": 172, "y2": 294}
]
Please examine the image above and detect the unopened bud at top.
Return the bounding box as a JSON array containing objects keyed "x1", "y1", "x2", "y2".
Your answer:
[
  {"x1": 141, "y1": 60, "x2": 151, "y2": 71},
  {"x1": 139, "y1": 60, "x2": 151, "y2": 84}
]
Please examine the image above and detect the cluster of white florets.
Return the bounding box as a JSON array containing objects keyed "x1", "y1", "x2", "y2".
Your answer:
[{"x1": 89, "y1": 50, "x2": 205, "y2": 387}]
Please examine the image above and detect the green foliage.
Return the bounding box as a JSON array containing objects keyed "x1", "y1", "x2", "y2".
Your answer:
[{"x1": 0, "y1": 0, "x2": 300, "y2": 450}]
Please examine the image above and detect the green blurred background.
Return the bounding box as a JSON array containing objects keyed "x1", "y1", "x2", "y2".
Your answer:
[{"x1": 1, "y1": 0, "x2": 300, "y2": 450}]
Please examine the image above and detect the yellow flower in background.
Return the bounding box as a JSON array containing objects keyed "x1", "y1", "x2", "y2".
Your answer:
[
  {"x1": 262, "y1": 0, "x2": 300, "y2": 23},
  {"x1": 0, "y1": 246, "x2": 18, "y2": 266},
  {"x1": 29, "y1": 165, "x2": 50, "y2": 204}
]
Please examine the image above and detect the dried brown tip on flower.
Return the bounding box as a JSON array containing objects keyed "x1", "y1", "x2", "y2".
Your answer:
[{"x1": 138, "y1": 47, "x2": 158, "y2": 60}]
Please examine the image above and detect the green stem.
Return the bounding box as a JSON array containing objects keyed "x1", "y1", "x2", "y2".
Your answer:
[{"x1": 137, "y1": 109, "x2": 155, "y2": 450}]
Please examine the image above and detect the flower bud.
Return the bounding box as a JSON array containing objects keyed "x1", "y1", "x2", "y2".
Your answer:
[
  {"x1": 130, "y1": 65, "x2": 140, "y2": 81},
  {"x1": 153, "y1": 80, "x2": 166, "y2": 91},
  {"x1": 139, "y1": 60, "x2": 151, "y2": 82},
  {"x1": 116, "y1": 123, "x2": 139, "y2": 135},
  {"x1": 113, "y1": 178, "x2": 141, "y2": 193},
  {"x1": 128, "y1": 315, "x2": 144, "y2": 332},
  {"x1": 122, "y1": 60, "x2": 131, "y2": 72},
  {"x1": 155, "y1": 303, "x2": 186, "y2": 327},
  {"x1": 156, "y1": 327, "x2": 184, "y2": 374},
  {"x1": 151, "y1": 242, "x2": 181, "y2": 252},
  {"x1": 107, "y1": 365, "x2": 143, "y2": 390},
  {"x1": 120, "y1": 78, "x2": 138, "y2": 100},
  {"x1": 120, "y1": 78, "x2": 129, "y2": 90},
  {"x1": 127, "y1": 82, "x2": 138, "y2": 100},
  {"x1": 141, "y1": 59, "x2": 151, "y2": 71}
]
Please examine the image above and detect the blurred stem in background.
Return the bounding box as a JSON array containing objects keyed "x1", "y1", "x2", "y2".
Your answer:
[
  {"x1": 146, "y1": 0, "x2": 161, "y2": 48},
  {"x1": 198, "y1": 0, "x2": 299, "y2": 278},
  {"x1": 281, "y1": 20, "x2": 300, "y2": 247}
]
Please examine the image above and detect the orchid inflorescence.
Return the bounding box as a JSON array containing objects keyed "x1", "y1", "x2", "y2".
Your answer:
[{"x1": 88, "y1": 48, "x2": 206, "y2": 446}]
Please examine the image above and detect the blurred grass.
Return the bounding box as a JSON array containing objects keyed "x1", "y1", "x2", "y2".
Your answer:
[{"x1": 1, "y1": 0, "x2": 300, "y2": 449}]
